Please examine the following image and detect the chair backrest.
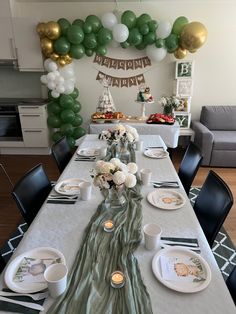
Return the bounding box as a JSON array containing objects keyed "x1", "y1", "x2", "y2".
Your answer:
[
  {"x1": 200, "y1": 106, "x2": 236, "y2": 131},
  {"x1": 178, "y1": 142, "x2": 203, "y2": 195},
  {"x1": 0, "y1": 255, "x2": 6, "y2": 273},
  {"x1": 51, "y1": 137, "x2": 72, "y2": 173},
  {"x1": 193, "y1": 170, "x2": 233, "y2": 248},
  {"x1": 12, "y1": 164, "x2": 52, "y2": 226},
  {"x1": 226, "y1": 266, "x2": 236, "y2": 305}
]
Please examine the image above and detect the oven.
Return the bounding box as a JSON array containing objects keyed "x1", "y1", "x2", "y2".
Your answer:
[{"x1": 0, "y1": 103, "x2": 23, "y2": 141}]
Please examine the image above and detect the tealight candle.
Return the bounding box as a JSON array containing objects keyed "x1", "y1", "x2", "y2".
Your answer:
[
  {"x1": 103, "y1": 220, "x2": 115, "y2": 232},
  {"x1": 110, "y1": 271, "x2": 125, "y2": 288}
]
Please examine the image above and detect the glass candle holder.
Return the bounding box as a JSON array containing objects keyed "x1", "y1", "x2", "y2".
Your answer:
[
  {"x1": 103, "y1": 220, "x2": 115, "y2": 232},
  {"x1": 110, "y1": 271, "x2": 125, "y2": 288}
]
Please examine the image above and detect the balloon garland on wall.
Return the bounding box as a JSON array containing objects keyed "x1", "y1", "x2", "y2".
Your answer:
[{"x1": 37, "y1": 11, "x2": 207, "y2": 147}]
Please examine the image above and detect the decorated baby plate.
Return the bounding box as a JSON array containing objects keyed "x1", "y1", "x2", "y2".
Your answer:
[
  {"x1": 144, "y1": 148, "x2": 169, "y2": 159},
  {"x1": 77, "y1": 148, "x2": 100, "y2": 157},
  {"x1": 54, "y1": 178, "x2": 84, "y2": 195},
  {"x1": 147, "y1": 189, "x2": 186, "y2": 210},
  {"x1": 152, "y1": 246, "x2": 211, "y2": 293},
  {"x1": 5, "y1": 247, "x2": 66, "y2": 293}
]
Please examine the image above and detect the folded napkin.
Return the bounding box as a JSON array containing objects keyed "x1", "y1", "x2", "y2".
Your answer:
[
  {"x1": 161, "y1": 237, "x2": 200, "y2": 253},
  {"x1": 0, "y1": 289, "x2": 45, "y2": 314}
]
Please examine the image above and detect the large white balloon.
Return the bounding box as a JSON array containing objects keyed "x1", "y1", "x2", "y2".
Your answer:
[
  {"x1": 44, "y1": 58, "x2": 52, "y2": 72},
  {"x1": 59, "y1": 67, "x2": 74, "y2": 79},
  {"x1": 109, "y1": 39, "x2": 120, "y2": 48},
  {"x1": 51, "y1": 90, "x2": 60, "y2": 98},
  {"x1": 156, "y1": 21, "x2": 172, "y2": 39},
  {"x1": 112, "y1": 23, "x2": 129, "y2": 43},
  {"x1": 47, "y1": 81, "x2": 56, "y2": 90},
  {"x1": 40, "y1": 75, "x2": 48, "y2": 84},
  {"x1": 47, "y1": 61, "x2": 58, "y2": 72},
  {"x1": 47, "y1": 72, "x2": 56, "y2": 81},
  {"x1": 101, "y1": 12, "x2": 118, "y2": 30},
  {"x1": 56, "y1": 84, "x2": 65, "y2": 94},
  {"x1": 146, "y1": 45, "x2": 167, "y2": 62}
]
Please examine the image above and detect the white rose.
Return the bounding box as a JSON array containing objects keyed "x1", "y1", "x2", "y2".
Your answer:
[
  {"x1": 95, "y1": 160, "x2": 104, "y2": 172},
  {"x1": 113, "y1": 171, "x2": 126, "y2": 185},
  {"x1": 110, "y1": 158, "x2": 121, "y2": 168},
  {"x1": 127, "y1": 162, "x2": 138, "y2": 174},
  {"x1": 125, "y1": 173, "x2": 137, "y2": 188},
  {"x1": 119, "y1": 162, "x2": 128, "y2": 173},
  {"x1": 113, "y1": 124, "x2": 126, "y2": 136},
  {"x1": 127, "y1": 132, "x2": 134, "y2": 142},
  {"x1": 96, "y1": 161, "x2": 115, "y2": 174}
]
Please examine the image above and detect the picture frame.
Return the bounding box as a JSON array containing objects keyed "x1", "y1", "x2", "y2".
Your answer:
[
  {"x1": 175, "y1": 60, "x2": 194, "y2": 79},
  {"x1": 174, "y1": 97, "x2": 191, "y2": 113},
  {"x1": 173, "y1": 79, "x2": 193, "y2": 97},
  {"x1": 175, "y1": 113, "x2": 191, "y2": 128}
]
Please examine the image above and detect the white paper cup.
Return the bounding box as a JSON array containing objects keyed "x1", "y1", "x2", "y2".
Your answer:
[
  {"x1": 143, "y1": 223, "x2": 162, "y2": 251},
  {"x1": 44, "y1": 263, "x2": 68, "y2": 298},
  {"x1": 140, "y1": 168, "x2": 152, "y2": 185},
  {"x1": 100, "y1": 146, "x2": 107, "y2": 158},
  {"x1": 136, "y1": 140, "x2": 143, "y2": 151},
  {"x1": 80, "y1": 182, "x2": 92, "y2": 201}
]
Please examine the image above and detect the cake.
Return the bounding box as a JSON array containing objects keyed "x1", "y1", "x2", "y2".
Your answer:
[{"x1": 137, "y1": 84, "x2": 154, "y2": 103}]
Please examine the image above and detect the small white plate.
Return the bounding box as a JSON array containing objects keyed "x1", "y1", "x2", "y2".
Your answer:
[
  {"x1": 152, "y1": 246, "x2": 211, "y2": 293},
  {"x1": 54, "y1": 178, "x2": 84, "y2": 195},
  {"x1": 144, "y1": 148, "x2": 169, "y2": 159},
  {"x1": 5, "y1": 247, "x2": 66, "y2": 293},
  {"x1": 77, "y1": 148, "x2": 100, "y2": 157},
  {"x1": 147, "y1": 189, "x2": 186, "y2": 210}
]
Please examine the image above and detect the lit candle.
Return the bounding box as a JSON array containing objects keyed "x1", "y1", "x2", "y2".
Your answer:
[
  {"x1": 103, "y1": 220, "x2": 115, "y2": 232},
  {"x1": 110, "y1": 271, "x2": 125, "y2": 288}
]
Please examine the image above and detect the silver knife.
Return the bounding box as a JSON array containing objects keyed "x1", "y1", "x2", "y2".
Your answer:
[{"x1": 0, "y1": 296, "x2": 44, "y2": 311}]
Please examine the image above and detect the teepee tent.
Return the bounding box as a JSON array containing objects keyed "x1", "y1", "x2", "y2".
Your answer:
[{"x1": 96, "y1": 78, "x2": 116, "y2": 112}]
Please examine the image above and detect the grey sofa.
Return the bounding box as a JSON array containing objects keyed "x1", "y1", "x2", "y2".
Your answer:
[{"x1": 191, "y1": 106, "x2": 236, "y2": 167}]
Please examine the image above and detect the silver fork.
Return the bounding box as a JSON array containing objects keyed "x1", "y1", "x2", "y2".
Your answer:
[{"x1": 0, "y1": 290, "x2": 48, "y2": 300}]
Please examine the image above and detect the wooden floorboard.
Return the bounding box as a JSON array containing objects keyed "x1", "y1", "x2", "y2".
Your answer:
[{"x1": 0, "y1": 149, "x2": 235, "y2": 249}]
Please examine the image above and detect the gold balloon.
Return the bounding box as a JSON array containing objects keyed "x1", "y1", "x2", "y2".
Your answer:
[
  {"x1": 174, "y1": 47, "x2": 188, "y2": 59},
  {"x1": 36, "y1": 22, "x2": 46, "y2": 38},
  {"x1": 40, "y1": 38, "x2": 53, "y2": 56},
  {"x1": 50, "y1": 52, "x2": 60, "y2": 61},
  {"x1": 58, "y1": 58, "x2": 67, "y2": 67},
  {"x1": 64, "y1": 54, "x2": 72, "y2": 64},
  {"x1": 180, "y1": 22, "x2": 207, "y2": 51},
  {"x1": 45, "y1": 21, "x2": 61, "y2": 40},
  {"x1": 189, "y1": 49, "x2": 198, "y2": 53}
]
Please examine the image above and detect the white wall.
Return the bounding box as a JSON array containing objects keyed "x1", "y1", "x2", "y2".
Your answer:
[{"x1": 12, "y1": 1, "x2": 236, "y2": 129}]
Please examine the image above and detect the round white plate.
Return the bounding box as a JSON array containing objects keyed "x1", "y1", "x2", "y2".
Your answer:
[
  {"x1": 152, "y1": 246, "x2": 211, "y2": 293},
  {"x1": 147, "y1": 189, "x2": 186, "y2": 210},
  {"x1": 5, "y1": 247, "x2": 66, "y2": 293},
  {"x1": 77, "y1": 148, "x2": 100, "y2": 157},
  {"x1": 54, "y1": 178, "x2": 84, "y2": 195},
  {"x1": 144, "y1": 149, "x2": 169, "y2": 159}
]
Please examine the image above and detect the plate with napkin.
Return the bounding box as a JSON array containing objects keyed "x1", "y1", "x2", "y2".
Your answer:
[
  {"x1": 54, "y1": 178, "x2": 84, "y2": 196},
  {"x1": 144, "y1": 148, "x2": 169, "y2": 159},
  {"x1": 77, "y1": 148, "x2": 100, "y2": 157}
]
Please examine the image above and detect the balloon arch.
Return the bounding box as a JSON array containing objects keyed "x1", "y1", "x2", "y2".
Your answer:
[{"x1": 37, "y1": 11, "x2": 207, "y2": 148}]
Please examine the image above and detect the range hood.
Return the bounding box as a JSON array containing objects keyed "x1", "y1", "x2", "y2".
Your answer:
[{"x1": 0, "y1": 59, "x2": 18, "y2": 69}]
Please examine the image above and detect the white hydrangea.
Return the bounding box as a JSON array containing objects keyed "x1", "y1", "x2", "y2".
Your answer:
[
  {"x1": 95, "y1": 161, "x2": 115, "y2": 174},
  {"x1": 110, "y1": 158, "x2": 121, "y2": 168},
  {"x1": 127, "y1": 132, "x2": 134, "y2": 143},
  {"x1": 127, "y1": 162, "x2": 138, "y2": 174},
  {"x1": 113, "y1": 171, "x2": 126, "y2": 185},
  {"x1": 113, "y1": 124, "x2": 126, "y2": 136},
  {"x1": 125, "y1": 173, "x2": 137, "y2": 188}
]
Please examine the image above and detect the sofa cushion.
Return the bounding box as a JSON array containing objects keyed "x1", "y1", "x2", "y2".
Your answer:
[
  {"x1": 212, "y1": 130, "x2": 236, "y2": 150},
  {"x1": 200, "y1": 106, "x2": 236, "y2": 130}
]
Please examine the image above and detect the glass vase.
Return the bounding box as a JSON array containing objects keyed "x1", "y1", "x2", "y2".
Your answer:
[
  {"x1": 104, "y1": 185, "x2": 127, "y2": 210},
  {"x1": 163, "y1": 106, "x2": 173, "y2": 116},
  {"x1": 116, "y1": 141, "x2": 131, "y2": 164}
]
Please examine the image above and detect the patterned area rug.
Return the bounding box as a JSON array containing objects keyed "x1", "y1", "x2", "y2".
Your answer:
[{"x1": 1, "y1": 187, "x2": 235, "y2": 280}]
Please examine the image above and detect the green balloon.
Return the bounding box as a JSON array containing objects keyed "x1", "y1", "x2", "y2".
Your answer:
[
  {"x1": 85, "y1": 15, "x2": 102, "y2": 33},
  {"x1": 139, "y1": 23, "x2": 149, "y2": 35},
  {"x1": 47, "y1": 101, "x2": 61, "y2": 115},
  {"x1": 69, "y1": 44, "x2": 85, "y2": 59},
  {"x1": 97, "y1": 28, "x2": 113, "y2": 45},
  {"x1": 47, "y1": 115, "x2": 61, "y2": 128},
  {"x1": 165, "y1": 34, "x2": 179, "y2": 53},
  {"x1": 172, "y1": 16, "x2": 189, "y2": 35},
  {"x1": 66, "y1": 136, "x2": 76, "y2": 148},
  {"x1": 72, "y1": 19, "x2": 84, "y2": 28},
  {"x1": 135, "y1": 41, "x2": 147, "y2": 50},
  {"x1": 148, "y1": 20, "x2": 158, "y2": 32},
  {"x1": 128, "y1": 28, "x2": 142, "y2": 46},
  {"x1": 83, "y1": 22, "x2": 92, "y2": 34},
  {"x1": 57, "y1": 18, "x2": 71, "y2": 36},
  {"x1": 73, "y1": 127, "x2": 86, "y2": 139},
  {"x1": 143, "y1": 32, "x2": 156, "y2": 45},
  {"x1": 53, "y1": 37, "x2": 70, "y2": 55},
  {"x1": 96, "y1": 45, "x2": 107, "y2": 56},
  {"x1": 60, "y1": 109, "x2": 75, "y2": 123},
  {"x1": 155, "y1": 38, "x2": 165, "y2": 48},
  {"x1": 85, "y1": 49, "x2": 94, "y2": 57},
  {"x1": 136, "y1": 14, "x2": 152, "y2": 29},
  {"x1": 70, "y1": 88, "x2": 79, "y2": 99},
  {"x1": 67, "y1": 25, "x2": 84, "y2": 44},
  {"x1": 72, "y1": 101, "x2": 81, "y2": 113},
  {"x1": 59, "y1": 95, "x2": 74, "y2": 108},
  {"x1": 52, "y1": 131, "x2": 63, "y2": 143},
  {"x1": 60, "y1": 123, "x2": 74, "y2": 136},
  {"x1": 72, "y1": 114, "x2": 83, "y2": 127},
  {"x1": 121, "y1": 10, "x2": 136, "y2": 29},
  {"x1": 83, "y1": 33, "x2": 97, "y2": 49},
  {"x1": 120, "y1": 41, "x2": 130, "y2": 49}
]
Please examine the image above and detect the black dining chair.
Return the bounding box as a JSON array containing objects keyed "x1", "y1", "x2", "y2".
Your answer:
[
  {"x1": 193, "y1": 170, "x2": 233, "y2": 248},
  {"x1": 12, "y1": 164, "x2": 52, "y2": 226},
  {"x1": 51, "y1": 137, "x2": 73, "y2": 174},
  {"x1": 0, "y1": 255, "x2": 6, "y2": 273},
  {"x1": 178, "y1": 141, "x2": 203, "y2": 195},
  {"x1": 226, "y1": 266, "x2": 236, "y2": 305}
]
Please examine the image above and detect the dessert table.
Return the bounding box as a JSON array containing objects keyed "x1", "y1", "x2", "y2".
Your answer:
[{"x1": 0, "y1": 134, "x2": 235, "y2": 313}]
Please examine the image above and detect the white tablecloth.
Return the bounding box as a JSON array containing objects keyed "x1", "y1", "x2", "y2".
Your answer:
[
  {"x1": 0, "y1": 134, "x2": 234, "y2": 313},
  {"x1": 89, "y1": 122, "x2": 180, "y2": 148}
]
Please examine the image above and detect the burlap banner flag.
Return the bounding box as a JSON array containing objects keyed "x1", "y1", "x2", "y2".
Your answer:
[
  {"x1": 93, "y1": 55, "x2": 151, "y2": 70},
  {"x1": 96, "y1": 71, "x2": 145, "y2": 88}
]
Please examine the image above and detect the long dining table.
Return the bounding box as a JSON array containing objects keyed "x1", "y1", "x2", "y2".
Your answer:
[{"x1": 0, "y1": 134, "x2": 235, "y2": 313}]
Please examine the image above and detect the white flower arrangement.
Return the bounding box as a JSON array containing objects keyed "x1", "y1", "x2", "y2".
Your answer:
[
  {"x1": 91, "y1": 158, "x2": 138, "y2": 190},
  {"x1": 159, "y1": 96, "x2": 181, "y2": 115},
  {"x1": 99, "y1": 124, "x2": 139, "y2": 145}
]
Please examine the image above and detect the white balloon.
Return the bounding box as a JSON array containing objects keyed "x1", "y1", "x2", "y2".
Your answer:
[
  {"x1": 101, "y1": 12, "x2": 118, "y2": 30},
  {"x1": 146, "y1": 45, "x2": 167, "y2": 62},
  {"x1": 47, "y1": 61, "x2": 58, "y2": 72},
  {"x1": 55, "y1": 76, "x2": 65, "y2": 84},
  {"x1": 44, "y1": 58, "x2": 52, "y2": 72},
  {"x1": 109, "y1": 39, "x2": 120, "y2": 48},
  {"x1": 56, "y1": 85, "x2": 65, "y2": 94},
  {"x1": 59, "y1": 67, "x2": 74, "y2": 79},
  {"x1": 47, "y1": 81, "x2": 56, "y2": 90},
  {"x1": 51, "y1": 90, "x2": 60, "y2": 98},
  {"x1": 112, "y1": 23, "x2": 129, "y2": 43},
  {"x1": 156, "y1": 21, "x2": 172, "y2": 39},
  {"x1": 53, "y1": 70, "x2": 60, "y2": 77},
  {"x1": 47, "y1": 72, "x2": 56, "y2": 81},
  {"x1": 40, "y1": 75, "x2": 48, "y2": 84},
  {"x1": 64, "y1": 81, "x2": 74, "y2": 95}
]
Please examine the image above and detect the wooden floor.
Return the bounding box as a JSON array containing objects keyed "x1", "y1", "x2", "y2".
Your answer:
[{"x1": 0, "y1": 148, "x2": 235, "y2": 249}]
